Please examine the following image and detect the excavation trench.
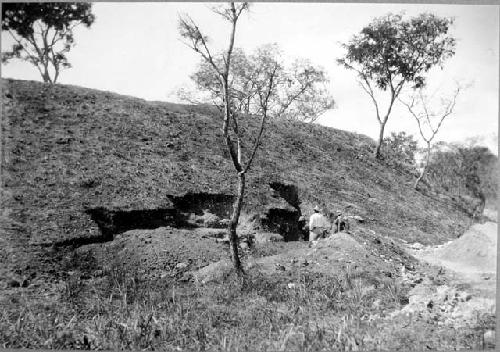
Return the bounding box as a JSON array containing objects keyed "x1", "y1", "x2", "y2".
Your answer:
[{"x1": 79, "y1": 185, "x2": 304, "y2": 246}]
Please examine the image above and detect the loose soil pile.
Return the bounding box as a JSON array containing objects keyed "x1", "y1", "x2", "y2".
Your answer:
[{"x1": 413, "y1": 220, "x2": 497, "y2": 275}]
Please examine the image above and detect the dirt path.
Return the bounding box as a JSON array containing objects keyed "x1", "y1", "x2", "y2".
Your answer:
[
  {"x1": 399, "y1": 211, "x2": 497, "y2": 341},
  {"x1": 411, "y1": 216, "x2": 497, "y2": 300}
]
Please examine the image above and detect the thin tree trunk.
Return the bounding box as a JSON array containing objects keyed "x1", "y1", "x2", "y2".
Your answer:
[
  {"x1": 415, "y1": 143, "x2": 431, "y2": 189},
  {"x1": 228, "y1": 172, "x2": 245, "y2": 275},
  {"x1": 42, "y1": 68, "x2": 51, "y2": 83},
  {"x1": 374, "y1": 119, "x2": 387, "y2": 159}
]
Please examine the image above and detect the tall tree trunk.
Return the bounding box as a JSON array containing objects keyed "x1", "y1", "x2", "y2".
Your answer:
[
  {"x1": 374, "y1": 119, "x2": 387, "y2": 159},
  {"x1": 42, "y1": 69, "x2": 51, "y2": 83},
  {"x1": 228, "y1": 172, "x2": 245, "y2": 275},
  {"x1": 41, "y1": 61, "x2": 52, "y2": 83},
  {"x1": 415, "y1": 143, "x2": 431, "y2": 189}
]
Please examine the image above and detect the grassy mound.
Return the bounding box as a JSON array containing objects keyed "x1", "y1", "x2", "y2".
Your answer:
[{"x1": 2, "y1": 78, "x2": 469, "y2": 257}]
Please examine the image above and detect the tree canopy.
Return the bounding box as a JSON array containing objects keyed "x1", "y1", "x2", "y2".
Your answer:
[
  {"x1": 2, "y1": 2, "x2": 95, "y2": 83},
  {"x1": 183, "y1": 44, "x2": 334, "y2": 123},
  {"x1": 338, "y1": 12, "x2": 456, "y2": 158}
]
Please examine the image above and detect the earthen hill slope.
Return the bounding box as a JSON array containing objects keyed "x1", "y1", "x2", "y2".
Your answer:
[{"x1": 1, "y1": 78, "x2": 469, "y2": 252}]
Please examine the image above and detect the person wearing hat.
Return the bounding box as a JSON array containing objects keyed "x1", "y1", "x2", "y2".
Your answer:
[
  {"x1": 298, "y1": 215, "x2": 309, "y2": 241},
  {"x1": 333, "y1": 210, "x2": 350, "y2": 233},
  {"x1": 309, "y1": 205, "x2": 329, "y2": 241}
]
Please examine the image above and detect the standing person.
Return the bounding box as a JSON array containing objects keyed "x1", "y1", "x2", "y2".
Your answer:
[
  {"x1": 298, "y1": 215, "x2": 309, "y2": 241},
  {"x1": 309, "y1": 206, "x2": 329, "y2": 241},
  {"x1": 333, "y1": 210, "x2": 350, "y2": 233}
]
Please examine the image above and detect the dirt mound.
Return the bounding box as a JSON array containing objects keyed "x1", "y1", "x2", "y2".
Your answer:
[
  {"x1": 77, "y1": 227, "x2": 229, "y2": 279},
  {"x1": 193, "y1": 232, "x2": 397, "y2": 282},
  {"x1": 416, "y1": 221, "x2": 497, "y2": 274}
]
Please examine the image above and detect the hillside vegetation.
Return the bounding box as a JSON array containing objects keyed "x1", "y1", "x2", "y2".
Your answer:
[
  {"x1": 2, "y1": 78, "x2": 471, "y2": 250},
  {"x1": 1, "y1": 79, "x2": 493, "y2": 351}
]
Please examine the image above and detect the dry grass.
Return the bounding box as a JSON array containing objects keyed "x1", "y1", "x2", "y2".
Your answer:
[{"x1": 0, "y1": 257, "x2": 491, "y2": 351}]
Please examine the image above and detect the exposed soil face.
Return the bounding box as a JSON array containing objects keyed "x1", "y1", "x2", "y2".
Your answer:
[
  {"x1": 85, "y1": 207, "x2": 178, "y2": 241},
  {"x1": 258, "y1": 182, "x2": 302, "y2": 241},
  {"x1": 169, "y1": 192, "x2": 235, "y2": 218},
  {"x1": 259, "y1": 207, "x2": 301, "y2": 241},
  {"x1": 269, "y1": 181, "x2": 301, "y2": 209}
]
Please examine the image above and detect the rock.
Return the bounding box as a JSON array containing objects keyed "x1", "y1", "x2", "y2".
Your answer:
[
  {"x1": 410, "y1": 242, "x2": 424, "y2": 250},
  {"x1": 239, "y1": 241, "x2": 249, "y2": 250},
  {"x1": 192, "y1": 260, "x2": 232, "y2": 285},
  {"x1": 175, "y1": 262, "x2": 188, "y2": 270},
  {"x1": 253, "y1": 232, "x2": 284, "y2": 244},
  {"x1": 348, "y1": 215, "x2": 365, "y2": 223},
  {"x1": 200, "y1": 211, "x2": 222, "y2": 228}
]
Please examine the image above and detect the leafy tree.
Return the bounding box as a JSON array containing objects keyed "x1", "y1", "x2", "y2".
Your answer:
[
  {"x1": 337, "y1": 12, "x2": 456, "y2": 159},
  {"x1": 399, "y1": 82, "x2": 464, "y2": 189},
  {"x1": 2, "y1": 2, "x2": 95, "y2": 83},
  {"x1": 382, "y1": 131, "x2": 418, "y2": 166},
  {"x1": 181, "y1": 43, "x2": 334, "y2": 123}
]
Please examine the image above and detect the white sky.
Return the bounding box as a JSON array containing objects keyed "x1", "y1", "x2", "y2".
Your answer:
[{"x1": 2, "y1": 2, "x2": 498, "y2": 154}]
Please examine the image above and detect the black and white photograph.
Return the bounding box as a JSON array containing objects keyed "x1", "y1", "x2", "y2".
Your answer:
[{"x1": 1, "y1": 1, "x2": 498, "y2": 350}]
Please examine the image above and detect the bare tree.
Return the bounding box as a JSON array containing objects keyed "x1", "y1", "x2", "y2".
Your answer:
[
  {"x1": 178, "y1": 2, "x2": 250, "y2": 274},
  {"x1": 399, "y1": 82, "x2": 464, "y2": 189},
  {"x1": 178, "y1": 3, "x2": 333, "y2": 274}
]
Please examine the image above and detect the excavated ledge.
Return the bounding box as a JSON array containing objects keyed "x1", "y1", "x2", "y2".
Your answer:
[
  {"x1": 85, "y1": 207, "x2": 178, "y2": 240},
  {"x1": 258, "y1": 182, "x2": 303, "y2": 241},
  {"x1": 80, "y1": 193, "x2": 236, "y2": 245},
  {"x1": 169, "y1": 193, "x2": 235, "y2": 218},
  {"x1": 269, "y1": 182, "x2": 301, "y2": 209}
]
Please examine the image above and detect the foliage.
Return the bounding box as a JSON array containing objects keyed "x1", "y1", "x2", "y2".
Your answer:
[
  {"x1": 399, "y1": 82, "x2": 464, "y2": 188},
  {"x1": 2, "y1": 2, "x2": 95, "y2": 83},
  {"x1": 337, "y1": 12, "x2": 456, "y2": 158},
  {"x1": 185, "y1": 43, "x2": 334, "y2": 123},
  {"x1": 426, "y1": 142, "x2": 498, "y2": 206},
  {"x1": 382, "y1": 131, "x2": 418, "y2": 166}
]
